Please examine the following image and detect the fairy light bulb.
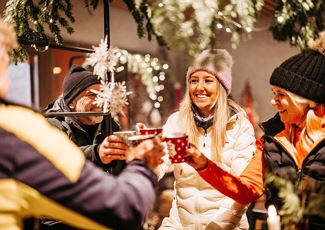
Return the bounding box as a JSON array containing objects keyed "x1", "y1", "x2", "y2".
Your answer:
[
  {"x1": 246, "y1": 27, "x2": 252, "y2": 32},
  {"x1": 277, "y1": 16, "x2": 284, "y2": 23}
]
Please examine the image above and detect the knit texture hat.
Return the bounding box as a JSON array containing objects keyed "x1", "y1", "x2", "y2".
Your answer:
[
  {"x1": 186, "y1": 49, "x2": 233, "y2": 95},
  {"x1": 62, "y1": 65, "x2": 100, "y2": 106},
  {"x1": 270, "y1": 34, "x2": 325, "y2": 103}
]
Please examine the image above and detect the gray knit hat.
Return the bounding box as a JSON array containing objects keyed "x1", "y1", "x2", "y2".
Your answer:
[
  {"x1": 62, "y1": 65, "x2": 100, "y2": 106},
  {"x1": 270, "y1": 33, "x2": 325, "y2": 103},
  {"x1": 186, "y1": 49, "x2": 233, "y2": 95}
]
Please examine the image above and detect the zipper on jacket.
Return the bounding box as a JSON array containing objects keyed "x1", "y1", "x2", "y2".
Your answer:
[
  {"x1": 203, "y1": 129, "x2": 207, "y2": 148},
  {"x1": 296, "y1": 169, "x2": 303, "y2": 183},
  {"x1": 298, "y1": 139, "x2": 325, "y2": 182}
]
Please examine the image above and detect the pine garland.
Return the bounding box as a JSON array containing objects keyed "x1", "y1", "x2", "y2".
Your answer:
[
  {"x1": 4, "y1": 0, "x2": 75, "y2": 63},
  {"x1": 121, "y1": 0, "x2": 166, "y2": 46},
  {"x1": 270, "y1": 0, "x2": 324, "y2": 50},
  {"x1": 149, "y1": 0, "x2": 264, "y2": 61},
  {"x1": 4, "y1": 0, "x2": 324, "y2": 63},
  {"x1": 265, "y1": 172, "x2": 325, "y2": 227}
]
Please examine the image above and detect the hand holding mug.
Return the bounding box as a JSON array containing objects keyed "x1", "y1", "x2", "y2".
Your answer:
[
  {"x1": 126, "y1": 137, "x2": 165, "y2": 170},
  {"x1": 98, "y1": 135, "x2": 128, "y2": 164},
  {"x1": 113, "y1": 131, "x2": 136, "y2": 146},
  {"x1": 184, "y1": 143, "x2": 208, "y2": 170}
]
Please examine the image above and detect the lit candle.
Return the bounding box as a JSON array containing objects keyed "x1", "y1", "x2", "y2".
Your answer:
[{"x1": 267, "y1": 205, "x2": 281, "y2": 230}]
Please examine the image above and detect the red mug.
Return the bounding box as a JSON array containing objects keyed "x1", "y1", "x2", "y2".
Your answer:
[
  {"x1": 139, "y1": 128, "x2": 163, "y2": 136},
  {"x1": 163, "y1": 132, "x2": 188, "y2": 163}
]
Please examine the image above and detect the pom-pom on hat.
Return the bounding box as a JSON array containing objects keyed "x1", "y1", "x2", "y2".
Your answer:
[
  {"x1": 270, "y1": 32, "x2": 325, "y2": 103},
  {"x1": 62, "y1": 65, "x2": 100, "y2": 106},
  {"x1": 186, "y1": 49, "x2": 233, "y2": 95}
]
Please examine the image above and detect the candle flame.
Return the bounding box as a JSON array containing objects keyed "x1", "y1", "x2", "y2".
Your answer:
[{"x1": 268, "y1": 205, "x2": 277, "y2": 219}]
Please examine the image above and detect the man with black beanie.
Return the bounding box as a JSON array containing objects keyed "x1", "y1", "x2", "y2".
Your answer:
[{"x1": 45, "y1": 65, "x2": 126, "y2": 175}]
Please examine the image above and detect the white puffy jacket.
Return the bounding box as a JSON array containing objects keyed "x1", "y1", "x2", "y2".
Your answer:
[{"x1": 158, "y1": 112, "x2": 256, "y2": 230}]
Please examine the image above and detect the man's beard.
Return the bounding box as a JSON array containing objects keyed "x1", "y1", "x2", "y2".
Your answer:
[{"x1": 75, "y1": 97, "x2": 103, "y2": 125}]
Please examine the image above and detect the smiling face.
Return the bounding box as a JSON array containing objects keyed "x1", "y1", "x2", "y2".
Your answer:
[
  {"x1": 270, "y1": 86, "x2": 309, "y2": 127},
  {"x1": 69, "y1": 84, "x2": 103, "y2": 125},
  {"x1": 189, "y1": 70, "x2": 219, "y2": 117}
]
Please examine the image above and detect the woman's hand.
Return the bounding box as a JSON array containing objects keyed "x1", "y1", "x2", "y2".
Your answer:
[
  {"x1": 184, "y1": 143, "x2": 208, "y2": 171},
  {"x1": 98, "y1": 135, "x2": 128, "y2": 164}
]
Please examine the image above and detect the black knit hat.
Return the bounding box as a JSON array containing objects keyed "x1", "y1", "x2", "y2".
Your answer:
[
  {"x1": 62, "y1": 65, "x2": 100, "y2": 106},
  {"x1": 270, "y1": 50, "x2": 325, "y2": 103}
]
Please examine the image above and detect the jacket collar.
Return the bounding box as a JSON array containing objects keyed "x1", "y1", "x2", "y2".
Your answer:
[
  {"x1": 260, "y1": 113, "x2": 284, "y2": 136},
  {"x1": 45, "y1": 97, "x2": 91, "y2": 132}
]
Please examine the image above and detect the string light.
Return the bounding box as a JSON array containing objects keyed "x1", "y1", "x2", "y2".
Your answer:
[
  {"x1": 114, "y1": 48, "x2": 169, "y2": 107},
  {"x1": 277, "y1": 16, "x2": 284, "y2": 23},
  {"x1": 150, "y1": 93, "x2": 157, "y2": 100},
  {"x1": 159, "y1": 75, "x2": 165, "y2": 81},
  {"x1": 147, "y1": 67, "x2": 153, "y2": 73},
  {"x1": 213, "y1": 11, "x2": 252, "y2": 34},
  {"x1": 162, "y1": 64, "x2": 169, "y2": 69},
  {"x1": 30, "y1": 44, "x2": 49, "y2": 52},
  {"x1": 116, "y1": 66, "x2": 125, "y2": 72}
]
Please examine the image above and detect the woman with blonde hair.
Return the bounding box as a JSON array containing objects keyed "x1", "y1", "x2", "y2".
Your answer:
[
  {"x1": 184, "y1": 34, "x2": 325, "y2": 229},
  {"x1": 158, "y1": 49, "x2": 256, "y2": 229}
]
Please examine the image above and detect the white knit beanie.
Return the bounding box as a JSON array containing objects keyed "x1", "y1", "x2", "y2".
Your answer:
[{"x1": 186, "y1": 49, "x2": 233, "y2": 95}]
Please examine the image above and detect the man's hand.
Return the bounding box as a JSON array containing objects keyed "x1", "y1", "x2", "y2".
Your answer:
[
  {"x1": 98, "y1": 135, "x2": 128, "y2": 164},
  {"x1": 126, "y1": 137, "x2": 165, "y2": 170},
  {"x1": 184, "y1": 143, "x2": 208, "y2": 171}
]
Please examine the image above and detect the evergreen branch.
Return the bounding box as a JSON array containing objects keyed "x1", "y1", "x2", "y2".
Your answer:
[
  {"x1": 4, "y1": 0, "x2": 76, "y2": 63},
  {"x1": 270, "y1": 0, "x2": 324, "y2": 50}
]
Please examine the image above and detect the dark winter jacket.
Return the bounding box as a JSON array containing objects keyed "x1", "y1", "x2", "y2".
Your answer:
[
  {"x1": 44, "y1": 97, "x2": 125, "y2": 174},
  {"x1": 0, "y1": 98, "x2": 158, "y2": 230},
  {"x1": 262, "y1": 114, "x2": 325, "y2": 229}
]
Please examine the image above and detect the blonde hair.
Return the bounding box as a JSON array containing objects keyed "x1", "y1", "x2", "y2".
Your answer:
[
  {"x1": 0, "y1": 19, "x2": 18, "y2": 53},
  {"x1": 285, "y1": 91, "x2": 325, "y2": 156},
  {"x1": 296, "y1": 104, "x2": 325, "y2": 157},
  {"x1": 179, "y1": 80, "x2": 245, "y2": 162}
]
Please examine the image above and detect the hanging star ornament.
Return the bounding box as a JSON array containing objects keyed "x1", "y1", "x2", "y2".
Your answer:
[
  {"x1": 92, "y1": 81, "x2": 131, "y2": 120},
  {"x1": 86, "y1": 37, "x2": 132, "y2": 121},
  {"x1": 86, "y1": 36, "x2": 116, "y2": 82}
]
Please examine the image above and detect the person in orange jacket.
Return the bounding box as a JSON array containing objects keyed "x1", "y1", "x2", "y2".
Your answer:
[{"x1": 184, "y1": 33, "x2": 325, "y2": 229}]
